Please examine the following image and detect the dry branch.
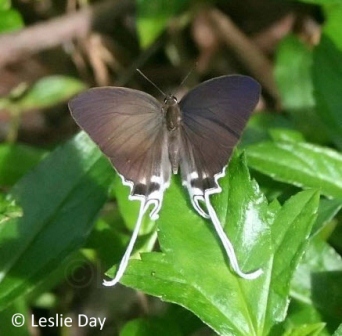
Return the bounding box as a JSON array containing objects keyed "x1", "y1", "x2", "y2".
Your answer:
[{"x1": 0, "y1": 1, "x2": 132, "y2": 68}]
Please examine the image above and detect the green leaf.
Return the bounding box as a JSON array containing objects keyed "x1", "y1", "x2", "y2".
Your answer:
[
  {"x1": 0, "y1": 8, "x2": 23, "y2": 33},
  {"x1": 265, "y1": 189, "x2": 319, "y2": 332},
  {"x1": 0, "y1": 144, "x2": 46, "y2": 186},
  {"x1": 113, "y1": 174, "x2": 155, "y2": 235},
  {"x1": 290, "y1": 235, "x2": 342, "y2": 332},
  {"x1": 311, "y1": 198, "x2": 342, "y2": 236},
  {"x1": 298, "y1": 0, "x2": 342, "y2": 4},
  {"x1": 291, "y1": 237, "x2": 342, "y2": 305},
  {"x1": 0, "y1": 132, "x2": 113, "y2": 310},
  {"x1": 323, "y1": 3, "x2": 342, "y2": 52},
  {"x1": 282, "y1": 323, "x2": 326, "y2": 336},
  {"x1": 275, "y1": 35, "x2": 313, "y2": 109},
  {"x1": 14, "y1": 76, "x2": 86, "y2": 111},
  {"x1": 270, "y1": 300, "x2": 330, "y2": 336},
  {"x1": 246, "y1": 139, "x2": 342, "y2": 199},
  {"x1": 136, "y1": 0, "x2": 189, "y2": 48},
  {"x1": 0, "y1": 0, "x2": 10, "y2": 10},
  {"x1": 269, "y1": 128, "x2": 305, "y2": 143},
  {"x1": 274, "y1": 35, "x2": 329, "y2": 143},
  {"x1": 334, "y1": 324, "x2": 342, "y2": 336},
  {"x1": 0, "y1": 193, "x2": 22, "y2": 225},
  {"x1": 118, "y1": 154, "x2": 318, "y2": 335},
  {"x1": 330, "y1": 220, "x2": 342, "y2": 253},
  {"x1": 242, "y1": 112, "x2": 294, "y2": 147},
  {"x1": 310, "y1": 271, "x2": 342, "y2": 331},
  {"x1": 120, "y1": 317, "x2": 182, "y2": 336},
  {"x1": 115, "y1": 282, "x2": 203, "y2": 334},
  {"x1": 162, "y1": 304, "x2": 204, "y2": 335},
  {"x1": 0, "y1": 299, "x2": 31, "y2": 336},
  {"x1": 313, "y1": 35, "x2": 342, "y2": 148}
]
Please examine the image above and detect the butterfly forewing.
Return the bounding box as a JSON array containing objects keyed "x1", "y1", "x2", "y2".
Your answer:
[
  {"x1": 178, "y1": 75, "x2": 260, "y2": 213},
  {"x1": 69, "y1": 87, "x2": 172, "y2": 202}
]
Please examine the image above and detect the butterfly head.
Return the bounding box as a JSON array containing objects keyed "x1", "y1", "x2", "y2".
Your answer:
[{"x1": 164, "y1": 94, "x2": 178, "y2": 107}]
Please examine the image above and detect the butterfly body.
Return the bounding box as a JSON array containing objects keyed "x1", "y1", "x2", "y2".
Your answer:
[{"x1": 163, "y1": 95, "x2": 182, "y2": 174}]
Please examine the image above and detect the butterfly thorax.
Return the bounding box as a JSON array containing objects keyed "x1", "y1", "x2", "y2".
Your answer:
[
  {"x1": 164, "y1": 95, "x2": 182, "y2": 174},
  {"x1": 164, "y1": 95, "x2": 181, "y2": 131}
]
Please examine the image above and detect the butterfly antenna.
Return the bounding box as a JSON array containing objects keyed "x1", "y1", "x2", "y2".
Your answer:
[
  {"x1": 179, "y1": 63, "x2": 197, "y2": 88},
  {"x1": 170, "y1": 63, "x2": 197, "y2": 97},
  {"x1": 136, "y1": 69, "x2": 166, "y2": 96}
]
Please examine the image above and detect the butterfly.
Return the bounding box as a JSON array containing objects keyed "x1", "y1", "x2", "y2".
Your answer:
[{"x1": 69, "y1": 74, "x2": 262, "y2": 286}]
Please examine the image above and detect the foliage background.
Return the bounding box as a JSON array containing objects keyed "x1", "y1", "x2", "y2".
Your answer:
[{"x1": 0, "y1": 0, "x2": 342, "y2": 335}]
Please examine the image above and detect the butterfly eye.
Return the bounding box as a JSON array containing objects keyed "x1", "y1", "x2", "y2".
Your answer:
[{"x1": 164, "y1": 96, "x2": 178, "y2": 105}]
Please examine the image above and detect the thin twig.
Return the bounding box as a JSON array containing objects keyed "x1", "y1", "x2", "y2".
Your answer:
[{"x1": 0, "y1": 0, "x2": 132, "y2": 68}]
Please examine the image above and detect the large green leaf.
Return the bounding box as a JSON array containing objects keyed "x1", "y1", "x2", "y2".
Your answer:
[
  {"x1": 0, "y1": 193, "x2": 22, "y2": 225},
  {"x1": 264, "y1": 189, "x2": 319, "y2": 332},
  {"x1": 0, "y1": 299, "x2": 30, "y2": 336},
  {"x1": 313, "y1": 35, "x2": 342, "y2": 148},
  {"x1": 274, "y1": 35, "x2": 328, "y2": 143},
  {"x1": 117, "y1": 154, "x2": 318, "y2": 335},
  {"x1": 292, "y1": 238, "x2": 342, "y2": 304},
  {"x1": 0, "y1": 132, "x2": 113, "y2": 310},
  {"x1": 0, "y1": 76, "x2": 86, "y2": 114},
  {"x1": 113, "y1": 174, "x2": 156, "y2": 235},
  {"x1": 246, "y1": 137, "x2": 342, "y2": 200},
  {"x1": 312, "y1": 198, "x2": 342, "y2": 236},
  {"x1": 282, "y1": 323, "x2": 326, "y2": 336},
  {"x1": 334, "y1": 324, "x2": 342, "y2": 336},
  {"x1": 323, "y1": 3, "x2": 342, "y2": 52},
  {"x1": 242, "y1": 112, "x2": 294, "y2": 148},
  {"x1": 0, "y1": 0, "x2": 23, "y2": 33},
  {"x1": 0, "y1": 144, "x2": 46, "y2": 186},
  {"x1": 269, "y1": 300, "x2": 330, "y2": 336},
  {"x1": 298, "y1": 0, "x2": 342, "y2": 4},
  {"x1": 120, "y1": 317, "x2": 183, "y2": 336},
  {"x1": 0, "y1": 0, "x2": 10, "y2": 10},
  {"x1": 15, "y1": 76, "x2": 86, "y2": 111}
]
